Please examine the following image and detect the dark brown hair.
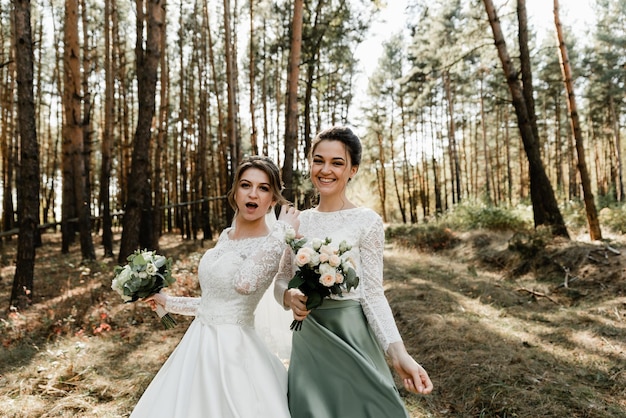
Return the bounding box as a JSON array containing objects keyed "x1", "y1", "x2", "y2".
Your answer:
[{"x1": 310, "y1": 126, "x2": 362, "y2": 166}]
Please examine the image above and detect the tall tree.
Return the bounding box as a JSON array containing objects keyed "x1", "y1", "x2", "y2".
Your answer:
[
  {"x1": 1, "y1": 7, "x2": 16, "y2": 238},
  {"x1": 63, "y1": 0, "x2": 95, "y2": 260},
  {"x1": 282, "y1": 0, "x2": 303, "y2": 203},
  {"x1": 482, "y1": 0, "x2": 569, "y2": 238},
  {"x1": 553, "y1": 0, "x2": 601, "y2": 240},
  {"x1": 118, "y1": 0, "x2": 164, "y2": 262},
  {"x1": 152, "y1": 0, "x2": 168, "y2": 248},
  {"x1": 60, "y1": 0, "x2": 78, "y2": 253},
  {"x1": 582, "y1": 0, "x2": 626, "y2": 203},
  {"x1": 10, "y1": 0, "x2": 40, "y2": 309},
  {"x1": 100, "y1": 0, "x2": 115, "y2": 257},
  {"x1": 223, "y1": 0, "x2": 240, "y2": 182},
  {"x1": 248, "y1": 0, "x2": 258, "y2": 155}
]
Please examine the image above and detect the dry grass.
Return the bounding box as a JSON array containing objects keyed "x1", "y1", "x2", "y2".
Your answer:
[{"x1": 1, "y1": 230, "x2": 625, "y2": 417}]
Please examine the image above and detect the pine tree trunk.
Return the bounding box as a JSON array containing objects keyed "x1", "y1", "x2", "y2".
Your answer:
[
  {"x1": 152, "y1": 1, "x2": 168, "y2": 249},
  {"x1": 61, "y1": 0, "x2": 78, "y2": 254},
  {"x1": 482, "y1": 0, "x2": 569, "y2": 238},
  {"x1": 375, "y1": 131, "x2": 388, "y2": 222},
  {"x1": 64, "y1": 0, "x2": 95, "y2": 261},
  {"x1": 118, "y1": 0, "x2": 163, "y2": 262},
  {"x1": 444, "y1": 71, "x2": 462, "y2": 205},
  {"x1": 282, "y1": 0, "x2": 303, "y2": 203},
  {"x1": 100, "y1": 0, "x2": 115, "y2": 257},
  {"x1": 223, "y1": 0, "x2": 240, "y2": 194},
  {"x1": 1, "y1": 38, "x2": 16, "y2": 237},
  {"x1": 11, "y1": 0, "x2": 40, "y2": 309},
  {"x1": 204, "y1": 0, "x2": 228, "y2": 225},
  {"x1": 553, "y1": 0, "x2": 601, "y2": 240}
]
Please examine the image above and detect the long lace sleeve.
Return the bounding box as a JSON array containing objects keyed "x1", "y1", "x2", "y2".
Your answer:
[
  {"x1": 273, "y1": 247, "x2": 294, "y2": 309},
  {"x1": 233, "y1": 221, "x2": 289, "y2": 295},
  {"x1": 359, "y1": 215, "x2": 403, "y2": 352},
  {"x1": 164, "y1": 295, "x2": 200, "y2": 316}
]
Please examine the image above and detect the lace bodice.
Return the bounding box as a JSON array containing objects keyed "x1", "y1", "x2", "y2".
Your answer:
[
  {"x1": 164, "y1": 221, "x2": 289, "y2": 328},
  {"x1": 274, "y1": 207, "x2": 402, "y2": 351}
]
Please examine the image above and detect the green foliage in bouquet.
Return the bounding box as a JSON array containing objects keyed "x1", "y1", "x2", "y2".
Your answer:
[
  {"x1": 112, "y1": 249, "x2": 177, "y2": 328},
  {"x1": 112, "y1": 249, "x2": 174, "y2": 302}
]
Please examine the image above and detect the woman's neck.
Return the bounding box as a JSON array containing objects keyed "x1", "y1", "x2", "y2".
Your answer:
[
  {"x1": 315, "y1": 196, "x2": 357, "y2": 212},
  {"x1": 230, "y1": 217, "x2": 269, "y2": 239}
]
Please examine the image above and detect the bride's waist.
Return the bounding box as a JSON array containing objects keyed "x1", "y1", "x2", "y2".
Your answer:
[{"x1": 196, "y1": 305, "x2": 254, "y2": 327}]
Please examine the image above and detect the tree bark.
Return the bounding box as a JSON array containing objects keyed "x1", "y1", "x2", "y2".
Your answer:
[
  {"x1": 1, "y1": 32, "x2": 16, "y2": 238},
  {"x1": 482, "y1": 0, "x2": 569, "y2": 238},
  {"x1": 63, "y1": 0, "x2": 95, "y2": 261},
  {"x1": 375, "y1": 130, "x2": 388, "y2": 222},
  {"x1": 152, "y1": 0, "x2": 168, "y2": 249},
  {"x1": 11, "y1": 0, "x2": 40, "y2": 309},
  {"x1": 248, "y1": 0, "x2": 258, "y2": 155},
  {"x1": 203, "y1": 0, "x2": 228, "y2": 225},
  {"x1": 517, "y1": 0, "x2": 540, "y2": 145},
  {"x1": 553, "y1": 0, "x2": 601, "y2": 240},
  {"x1": 223, "y1": 0, "x2": 240, "y2": 184},
  {"x1": 60, "y1": 12, "x2": 76, "y2": 255},
  {"x1": 100, "y1": 0, "x2": 115, "y2": 257},
  {"x1": 282, "y1": 0, "x2": 303, "y2": 203},
  {"x1": 444, "y1": 71, "x2": 462, "y2": 205},
  {"x1": 118, "y1": 0, "x2": 163, "y2": 262}
]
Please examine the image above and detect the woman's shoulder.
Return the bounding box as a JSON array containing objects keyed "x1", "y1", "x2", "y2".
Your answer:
[
  {"x1": 302, "y1": 206, "x2": 381, "y2": 224},
  {"x1": 355, "y1": 206, "x2": 381, "y2": 219},
  {"x1": 216, "y1": 227, "x2": 232, "y2": 243}
]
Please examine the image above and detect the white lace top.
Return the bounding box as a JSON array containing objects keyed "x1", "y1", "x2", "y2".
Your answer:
[
  {"x1": 274, "y1": 207, "x2": 402, "y2": 352},
  {"x1": 164, "y1": 221, "x2": 289, "y2": 328}
]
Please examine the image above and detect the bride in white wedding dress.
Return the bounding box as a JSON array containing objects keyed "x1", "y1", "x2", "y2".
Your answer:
[{"x1": 130, "y1": 156, "x2": 299, "y2": 418}]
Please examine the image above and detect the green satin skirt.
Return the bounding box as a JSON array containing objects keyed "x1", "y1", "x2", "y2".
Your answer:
[{"x1": 288, "y1": 299, "x2": 410, "y2": 418}]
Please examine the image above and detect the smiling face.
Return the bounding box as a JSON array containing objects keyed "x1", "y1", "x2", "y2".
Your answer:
[
  {"x1": 310, "y1": 140, "x2": 358, "y2": 200},
  {"x1": 233, "y1": 167, "x2": 276, "y2": 224}
]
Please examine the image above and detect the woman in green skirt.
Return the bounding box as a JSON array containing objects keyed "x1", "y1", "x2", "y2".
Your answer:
[{"x1": 274, "y1": 126, "x2": 433, "y2": 418}]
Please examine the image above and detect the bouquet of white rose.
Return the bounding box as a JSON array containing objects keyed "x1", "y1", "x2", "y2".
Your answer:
[
  {"x1": 112, "y1": 249, "x2": 177, "y2": 329},
  {"x1": 285, "y1": 228, "x2": 359, "y2": 331}
]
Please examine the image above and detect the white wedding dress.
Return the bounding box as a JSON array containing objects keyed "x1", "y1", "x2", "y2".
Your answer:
[{"x1": 130, "y1": 222, "x2": 292, "y2": 418}]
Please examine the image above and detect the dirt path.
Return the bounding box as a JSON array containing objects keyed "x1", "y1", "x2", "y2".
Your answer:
[{"x1": 384, "y1": 238, "x2": 626, "y2": 417}]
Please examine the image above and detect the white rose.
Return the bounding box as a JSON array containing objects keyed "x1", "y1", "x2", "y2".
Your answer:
[
  {"x1": 319, "y1": 244, "x2": 336, "y2": 256},
  {"x1": 295, "y1": 247, "x2": 312, "y2": 267},
  {"x1": 338, "y1": 240, "x2": 351, "y2": 253},
  {"x1": 142, "y1": 251, "x2": 154, "y2": 263},
  {"x1": 328, "y1": 254, "x2": 341, "y2": 268},
  {"x1": 308, "y1": 252, "x2": 320, "y2": 268},
  {"x1": 111, "y1": 277, "x2": 132, "y2": 301},
  {"x1": 319, "y1": 272, "x2": 336, "y2": 287},
  {"x1": 153, "y1": 255, "x2": 167, "y2": 268},
  {"x1": 319, "y1": 253, "x2": 330, "y2": 263},
  {"x1": 311, "y1": 238, "x2": 324, "y2": 251},
  {"x1": 318, "y1": 263, "x2": 335, "y2": 276},
  {"x1": 145, "y1": 262, "x2": 157, "y2": 275},
  {"x1": 284, "y1": 227, "x2": 296, "y2": 242},
  {"x1": 114, "y1": 265, "x2": 132, "y2": 286}
]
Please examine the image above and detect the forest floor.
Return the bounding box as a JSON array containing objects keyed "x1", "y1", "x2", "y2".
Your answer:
[{"x1": 0, "y1": 228, "x2": 625, "y2": 417}]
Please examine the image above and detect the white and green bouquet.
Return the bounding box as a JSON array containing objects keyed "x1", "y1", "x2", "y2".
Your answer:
[
  {"x1": 112, "y1": 249, "x2": 177, "y2": 329},
  {"x1": 285, "y1": 228, "x2": 359, "y2": 331}
]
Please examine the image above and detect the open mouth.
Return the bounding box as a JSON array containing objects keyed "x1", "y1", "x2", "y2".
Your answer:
[{"x1": 245, "y1": 202, "x2": 258, "y2": 208}]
